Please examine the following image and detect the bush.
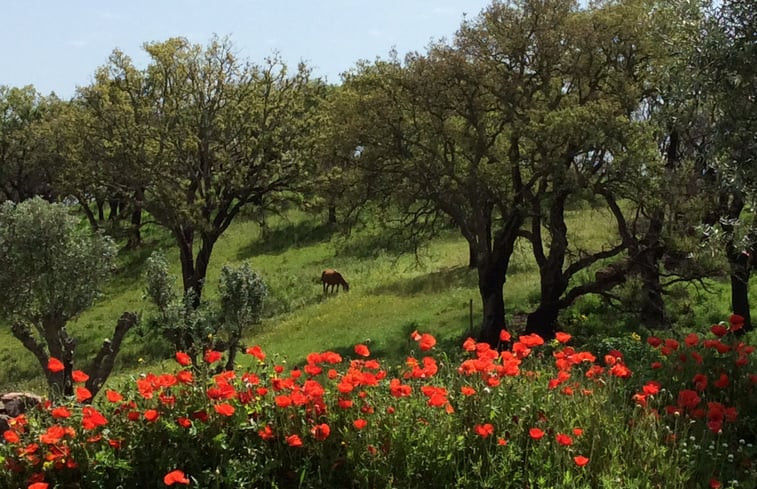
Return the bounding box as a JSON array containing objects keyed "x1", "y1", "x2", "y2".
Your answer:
[{"x1": 1, "y1": 319, "x2": 754, "y2": 488}]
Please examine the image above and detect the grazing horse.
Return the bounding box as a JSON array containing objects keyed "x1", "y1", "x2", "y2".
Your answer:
[{"x1": 321, "y1": 269, "x2": 349, "y2": 293}]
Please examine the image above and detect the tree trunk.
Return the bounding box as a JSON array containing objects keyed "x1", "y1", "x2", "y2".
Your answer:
[
  {"x1": 468, "y1": 241, "x2": 478, "y2": 269},
  {"x1": 96, "y1": 197, "x2": 105, "y2": 223},
  {"x1": 126, "y1": 205, "x2": 142, "y2": 249},
  {"x1": 638, "y1": 252, "x2": 666, "y2": 328},
  {"x1": 77, "y1": 194, "x2": 99, "y2": 231},
  {"x1": 729, "y1": 250, "x2": 752, "y2": 333},
  {"x1": 525, "y1": 303, "x2": 560, "y2": 340},
  {"x1": 328, "y1": 205, "x2": 337, "y2": 225},
  {"x1": 477, "y1": 263, "x2": 507, "y2": 347}
]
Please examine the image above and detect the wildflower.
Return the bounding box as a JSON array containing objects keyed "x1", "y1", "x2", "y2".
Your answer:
[
  {"x1": 28, "y1": 483, "x2": 49, "y2": 489},
  {"x1": 3, "y1": 430, "x2": 20, "y2": 443},
  {"x1": 81, "y1": 407, "x2": 108, "y2": 430},
  {"x1": 175, "y1": 352, "x2": 192, "y2": 366},
  {"x1": 245, "y1": 345, "x2": 266, "y2": 361},
  {"x1": 176, "y1": 417, "x2": 191, "y2": 428},
  {"x1": 353, "y1": 419, "x2": 367, "y2": 430},
  {"x1": 51, "y1": 406, "x2": 71, "y2": 419},
  {"x1": 529, "y1": 428, "x2": 545, "y2": 440},
  {"x1": 497, "y1": 437, "x2": 508, "y2": 446},
  {"x1": 677, "y1": 390, "x2": 701, "y2": 411},
  {"x1": 286, "y1": 434, "x2": 303, "y2": 447},
  {"x1": 710, "y1": 479, "x2": 722, "y2": 488},
  {"x1": 354, "y1": 344, "x2": 370, "y2": 357},
  {"x1": 177, "y1": 370, "x2": 193, "y2": 384},
  {"x1": 684, "y1": 333, "x2": 699, "y2": 347},
  {"x1": 418, "y1": 333, "x2": 437, "y2": 351},
  {"x1": 710, "y1": 324, "x2": 728, "y2": 337},
  {"x1": 555, "y1": 332, "x2": 571, "y2": 343},
  {"x1": 72, "y1": 370, "x2": 89, "y2": 383},
  {"x1": 729, "y1": 314, "x2": 745, "y2": 332},
  {"x1": 499, "y1": 330, "x2": 512, "y2": 342},
  {"x1": 144, "y1": 409, "x2": 160, "y2": 422},
  {"x1": 47, "y1": 357, "x2": 64, "y2": 373},
  {"x1": 163, "y1": 469, "x2": 190, "y2": 485},
  {"x1": 461, "y1": 386, "x2": 476, "y2": 396},
  {"x1": 519, "y1": 334, "x2": 545, "y2": 348},
  {"x1": 646, "y1": 336, "x2": 662, "y2": 348},
  {"x1": 106, "y1": 390, "x2": 123, "y2": 403},
  {"x1": 556, "y1": 433, "x2": 573, "y2": 446},
  {"x1": 475, "y1": 423, "x2": 495, "y2": 438},
  {"x1": 214, "y1": 403, "x2": 235, "y2": 417},
  {"x1": 258, "y1": 425, "x2": 274, "y2": 440},
  {"x1": 310, "y1": 423, "x2": 331, "y2": 441},
  {"x1": 76, "y1": 386, "x2": 92, "y2": 403},
  {"x1": 574, "y1": 455, "x2": 589, "y2": 467},
  {"x1": 204, "y1": 350, "x2": 223, "y2": 364},
  {"x1": 714, "y1": 373, "x2": 729, "y2": 389},
  {"x1": 572, "y1": 427, "x2": 583, "y2": 437}
]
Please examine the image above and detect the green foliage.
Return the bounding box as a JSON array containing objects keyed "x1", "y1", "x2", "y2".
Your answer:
[
  {"x1": 0, "y1": 197, "x2": 116, "y2": 326},
  {"x1": 218, "y1": 262, "x2": 267, "y2": 336}
]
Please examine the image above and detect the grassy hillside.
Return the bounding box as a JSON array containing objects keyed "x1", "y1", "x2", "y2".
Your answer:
[{"x1": 0, "y1": 207, "x2": 750, "y2": 393}]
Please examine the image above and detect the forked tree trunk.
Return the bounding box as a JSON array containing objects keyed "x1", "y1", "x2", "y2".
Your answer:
[{"x1": 729, "y1": 250, "x2": 752, "y2": 333}]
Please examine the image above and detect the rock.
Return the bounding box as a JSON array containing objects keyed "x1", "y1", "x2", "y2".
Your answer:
[{"x1": 0, "y1": 392, "x2": 44, "y2": 434}]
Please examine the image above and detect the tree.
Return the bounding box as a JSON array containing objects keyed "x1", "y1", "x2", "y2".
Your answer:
[
  {"x1": 81, "y1": 37, "x2": 319, "y2": 304},
  {"x1": 0, "y1": 198, "x2": 137, "y2": 398},
  {"x1": 700, "y1": 0, "x2": 757, "y2": 331},
  {"x1": 0, "y1": 86, "x2": 58, "y2": 202}
]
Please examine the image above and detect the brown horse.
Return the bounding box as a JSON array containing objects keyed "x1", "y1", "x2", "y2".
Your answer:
[{"x1": 321, "y1": 269, "x2": 349, "y2": 293}]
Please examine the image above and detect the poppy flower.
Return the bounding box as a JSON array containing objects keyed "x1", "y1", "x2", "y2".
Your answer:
[
  {"x1": 474, "y1": 423, "x2": 494, "y2": 438},
  {"x1": 572, "y1": 427, "x2": 583, "y2": 437},
  {"x1": 555, "y1": 332, "x2": 571, "y2": 343},
  {"x1": 163, "y1": 469, "x2": 190, "y2": 485},
  {"x1": 47, "y1": 358, "x2": 64, "y2": 373},
  {"x1": 51, "y1": 406, "x2": 71, "y2": 419},
  {"x1": 646, "y1": 336, "x2": 662, "y2": 347},
  {"x1": 81, "y1": 407, "x2": 107, "y2": 430},
  {"x1": 72, "y1": 370, "x2": 89, "y2": 383},
  {"x1": 76, "y1": 387, "x2": 92, "y2": 403},
  {"x1": 310, "y1": 423, "x2": 331, "y2": 441},
  {"x1": 497, "y1": 437, "x2": 508, "y2": 446},
  {"x1": 710, "y1": 324, "x2": 728, "y2": 337},
  {"x1": 176, "y1": 417, "x2": 191, "y2": 428},
  {"x1": 28, "y1": 483, "x2": 49, "y2": 489},
  {"x1": 258, "y1": 425, "x2": 274, "y2": 440},
  {"x1": 213, "y1": 403, "x2": 235, "y2": 417},
  {"x1": 204, "y1": 350, "x2": 222, "y2": 364},
  {"x1": 354, "y1": 344, "x2": 370, "y2": 357},
  {"x1": 245, "y1": 345, "x2": 266, "y2": 361},
  {"x1": 729, "y1": 314, "x2": 745, "y2": 332},
  {"x1": 574, "y1": 455, "x2": 589, "y2": 467},
  {"x1": 519, "y1": 334, "x2": 545, "y2": 348},
  {"x1": 175, "y1": 352, "x2": 192, "y2": 366},
  {"x1": 710, "y1": 479, "x2": 721, "y2": 488},
  {"x1": 418, "y1": 333, "x2": 437, "y2": 351},
  {"x1": 461, "y1": 386, "x2": 476, "y2": 396},
  {"x1": 714, "y1": 373, "x2": 729, "y2": 389},
  {"x1": 3, "y1": 430, "x2": 20, "y2": 443},
  {"x1": 144, "y1": 409, "x2": 160, "y2": 422},
  {"x1": 353, "y1": 419, "x2": 367, "y2": 430},
  {"x1": 286, "y1": 434, "x2": 303, "y2": 447},
  {"x1": 499, "y1": 330, "x2": 512, "y2": 342},
  {"x1": 106, "y1": 390, "x2": 123, "y2": 403},
  {"x1": 529, "y1": 428, "x2": 545, "y2": 440},
  {"x1": 555, "y1": 433, "x2": 573, "y2": 446}
]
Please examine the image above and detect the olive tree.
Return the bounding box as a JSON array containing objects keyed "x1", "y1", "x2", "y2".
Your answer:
[{"x1": 0, "y1": 198, "x2": 137, "y2": 398}]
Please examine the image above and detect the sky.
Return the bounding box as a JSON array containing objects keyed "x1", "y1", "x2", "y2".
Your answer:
[{"x1": 2, "y1": 1, "x2": 494, "y2": 99}]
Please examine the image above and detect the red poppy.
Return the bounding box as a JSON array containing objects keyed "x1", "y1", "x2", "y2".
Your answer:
[
  {"x1": 646, "y1": 336, "x2": 662, "y2": 347},
  {"x1": 246, "y1": 345, "x2": 266, "y2": 361},
  {"x1": 499, "y1": 329, "x2": 512, "y2": 342},
  {"x1": 47, "y1": 358, "x2": 64, "y2": 373},
  {"x1": 677, "y1": 390, "x2": 701, "y2": 410},
  {"x1": 82, "y1": 407, "x2": 107, "y2": 430},
  {"x1": 474, "y1": 423, "x2": 495, "y2": 438},
  {"x1": 684, "y1": 333, "x2": 699, "y2": 347},
  {"x1": 642, "y1": 381, "x2": 661, "y2": 396},
  {"x1": 710, "y1": 479, "x2": 722, "y2": 488},
  {"x1": 310, "y1": 423, "x2": 331, "y2": 441},
  {"x1": 286, "y1": 434, "x2": 303, "y2": 447},
  {"x1": 258, "y1": 425, "x2": 274, "y2": 440},
  {"x1": 418, "y1": 333, "x2": 437, "y2": 351},
  {"x1": 105, "y1": 390, "x2": 123, "y2": 403},
  {"x1": 144, "y1": 409, "x2": 160, "y2": 422},
  {"x1": 556, "y1": 433, "x2": 573, "y2": 446},
  {"x1": 51, "y1": 406, "x2": 71, "y2": 419},
  {"x1": 353, "y1": 419, "x2": 367, "y2": 430},
  {"x1": 354, "y1": 344, "x2": 370, "y2": 357},
  {"x1": 729, "y1": 314, "x2": 745, "y2": 332},
  {"x1": 497, "y1": 437, "x2": 508, "y2": 446},
  {"x1": 574, "y1": 455, "x2": 589, "y2": 467},
  {"x1": 39, "y1": 425, "x2": 65, "y2": 444},
  {"x1": 175, "y1": 352, "x2": 192, "y2": 366},
  {"x1": 572, "y1": 427, "x2": 583, "y2": 437},
  {"x1": 555, "y1": 332, "x2": 571, "y2": 343},
  {"x1": 3, "y1": 430, "x2": 20, "y2": 443},
  {"x1": 529, "y1": 428, "x2": 545, "y2": 440},
  {"x1": 163, "y1": 469, "x2": 190, "y2": 485},
  {"x1": 204, "y1": 350, "x2": 223, "y2": 364},
  {"x1": 519, "y1": 334, "x2": 545, "y2": 348},
  {"x1": 176, "y1": 417, "x2": 191, "y2": 428},
  {"x1": 76, "y1": 387, "x2": 92, "y2": 403},
  {"x1": 338, "y1": 398, "x2": 353, "y2": 409},
  {"x1": 72, "y1": 370, "x2": 89, "y2": 383},
  {"x1": 177, "y1": 370, "x2": 193, "y2": 385},
  {"x1": 28, "y1": 483, "x2": 49, "y2": 489},
  {"x1": 461, "y1": 386, "x2": 476, "y2": 396},
  {"x1": 714, "y1": 373, "x2": 729, "y2": 389},
  {"x1": 710, "y1": 324, "x2": 728, "y2": 337},
  {"x1": 213, "y1": 403, "x2": 235, "y2": 417}
]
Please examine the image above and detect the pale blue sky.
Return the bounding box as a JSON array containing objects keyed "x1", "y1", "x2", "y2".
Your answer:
[{"x1": 2, "y1": 1, "x2": 493, "y2": 98}]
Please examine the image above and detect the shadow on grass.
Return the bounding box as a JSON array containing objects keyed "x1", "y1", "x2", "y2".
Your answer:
[
  {"x1": 369, "y1": 266, "x2": 476, "y2": 296},
  {"x1": 236, "y1": 220, "x2": 336, "y2": 259}
]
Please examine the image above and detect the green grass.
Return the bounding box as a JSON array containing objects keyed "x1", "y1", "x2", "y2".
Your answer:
[{"x1": 1, "y1": 206, "x2": 753, "y2": 393}]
